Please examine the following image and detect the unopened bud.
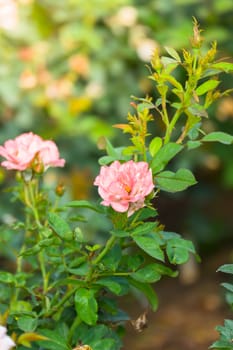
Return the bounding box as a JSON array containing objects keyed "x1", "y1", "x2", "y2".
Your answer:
[
  {"x1": 55, "y1": 183, "x2": 65, "y2": 197},
  {"x1": 151, "y1": 48, "x2": 163, "y2": 71},
  {"x1": 191, "y1": 18, "x2": 203, "y2": 48}
]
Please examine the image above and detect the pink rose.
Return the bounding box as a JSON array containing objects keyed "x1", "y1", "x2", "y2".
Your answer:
[
  {"x1": 0, "y1": 132, "x2": 65, "y2": 171},
  {"x1": 0, "y1": 326, "x2": 15, "y2": 350},
  {"x1": 38, "y1": 140, "x2": 65, "y2": 169},
  {"x1": 94, "y1": 160, "x2": 154, "y2": 216}
]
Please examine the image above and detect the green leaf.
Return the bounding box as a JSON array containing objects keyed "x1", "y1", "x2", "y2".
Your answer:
[
  {"x1": 101, "y1": 244, "x2": 122, "y2": 272},
  {"x1": 210, "y1": 320, "x2": 233, "y2": 349},
  {"x1": 166, "y1": 236, "x2": 196, "y2": 264},
  {"x1": 196, "y1": 80, "x2": 220, "y2": 96},
  {"x1": 202, "y1": 132, "x2": 233, "y2": 145},
  {"x1": 132, "y1": 234, "x2": 164, "y2": 261},
  {"x1": 0, "y1": 271, "x2": 15, "y2": 284},
  {"x1": 221, "y1": 283, "x2": 233, "y2": 293},
  {"x1": 149, "y1": 137, "x2": 163, "y2": 157},
  {"x1": 188, "y1": 105, "x2": 208, "y2": 118},
  {"x1": 129, "y1": 279, "x2": 158, "y2": 311},
  {"x1": 20, "y1": 244, "x2": 42, "y2": 257},
  {"x1": 137, "y1": 101, "x2": 154, "y2": 113},
  {"x1": 211, "y1": 62, "x2": 233, "y2": 73},
  {"x1": 150, "y1": 143, "x2": 183, "y2": 174},
  {"x1": 110, "y1": 229, "x2": 129, "y2": 237},
  {"x1": 68, "y1": 262, "x2": 89, "y2": 276},
  {"x1": 156, "y1": 168, "x2": 197, "y2": 193},
  {"x1": 131, "y1": 263, "x2": 178, "y2": 283},
  {"x1": 95, "y1": 277, "x2": 124, "y2": 295},
  {"x1": 75, "y1": 288, "x2": 98, "y2": 326},
  {"x1": 131, "y1": 264, "x2": 161, "y2": 283},
  {"x1": 105, "y1": 138, "x2": 118, "y2": 157},
  {"x1": 48, "y1": 212, "x2": 73, "y2": 240},
  {"x1": 98, "y1": 155, "x2": 116, "y2": 165},
  {"x1": 132, "y1": 222, "x2": 157, "y2": 236},
  {"x1": 66, "y1": 200, "x2": 104, "y2": 213},
  {"x1": 187, "y1": 140, "x2": 202, "y2": 150},
  {"x1": 17, "y1": 315, "x2": 38, "y2": 332},
  {"x1": 37, "y1": 328, "x2": 69, "y2": 350},
  {"x1": 135, "y1": 207, "x2": 158, "y2": 221},
  {"x1": 217, "y1": 264, "x2": 233, "y2": 274},
  {"x1": 164, "y1": 46, "x2": 181, "y2": 62}
]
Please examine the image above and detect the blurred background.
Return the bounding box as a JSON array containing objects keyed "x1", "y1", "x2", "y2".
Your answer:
[{"x1": 0, "y1": 0, "x2": 232, "y2": 349}]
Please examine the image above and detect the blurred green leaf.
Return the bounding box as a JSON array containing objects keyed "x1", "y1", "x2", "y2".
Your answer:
[{"x1": 202, "y1": 132, "x2": 233, "y2": 145}]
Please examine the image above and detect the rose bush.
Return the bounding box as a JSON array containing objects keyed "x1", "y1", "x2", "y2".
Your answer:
[{"x1": 0, "y1": 21, "x2": 232, "y2": 350}]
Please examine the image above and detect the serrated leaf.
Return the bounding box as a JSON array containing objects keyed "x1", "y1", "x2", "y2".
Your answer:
[
  {"x1": 166, "y1": 237, "x2": 195, "y2": 265},
  {"x1": 75, "y1": 288, "x2": 98, "y2": 326},
  {"x1": 149, "y1": 137, "x2": 162, "y2": 157},
  {"x1": 196, "y1": 80, "x2": 220, "y2": 96},
  {"x1": 150, "y1": 142, "x2": 183, "y2": 174},
  {"x1": 131, "y1": 263, "x2": 177, "y2": 283},
  {"x1": 221, "y1": 283, "x2": 233, "y2": 293},
  {"x1": 156, "y1": 168, "x2": 197, "y2": 193},
  {"x1": 48, "y1": 212, "x2": 72, "y2": 240},
  {"x1": 131, "y1": 264, "x2": 161, "y2": 283},
  {"x1": 202, "y1": 132, "x2": 233, "y2": 145},
  {"x1": 132, "y1": 234, "x2": 164, "y2": 261},
  {"x1": 217, "y1": 264, "x2": 233, "y2": 274},
  {"x1": 36, "y1": 328, "x2": 69, "y2": 350}
]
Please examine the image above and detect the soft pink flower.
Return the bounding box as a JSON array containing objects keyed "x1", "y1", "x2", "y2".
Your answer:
[
  {"x1": 0, "y1": 132, "x2": 65, "y2": 171},
  {"x1": 94, "y1": 160, "x2": 154, "y2": 216},
  {"x1": 0, "y1": 326, "x2": 15, "y2": 350},
  {"x1": 38, "y1": 140, "x2": 65, "y2": 169}
]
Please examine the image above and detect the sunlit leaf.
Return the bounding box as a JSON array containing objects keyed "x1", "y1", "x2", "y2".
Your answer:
[{"x1": 196, "y1": 80, "x2": 220, "y2": 96}]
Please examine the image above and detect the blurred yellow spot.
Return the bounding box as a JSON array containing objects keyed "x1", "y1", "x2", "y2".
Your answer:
[{"x1": 69, "y1": 97, "x2": 92, "y2": 115}]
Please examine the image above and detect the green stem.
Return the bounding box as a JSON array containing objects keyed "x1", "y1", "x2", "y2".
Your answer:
[
  {"x1": 161, "y1": 92, "x2": 169, "y2": 128},
  {"x1": 44, "y1": 287, "x2": 76, "y2": 318},
  {"x1": 68, "y1": 316, "x2": 81, "y2": 343},
  {"x1": 164, "y1": 109, "x2": 182, "y2": 144},
  {"x1": 92, "y1": 235, "x2": 117, "y2": 266}
]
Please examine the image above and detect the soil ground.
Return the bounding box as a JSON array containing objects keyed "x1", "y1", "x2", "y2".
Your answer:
[{"x1": 123, "y1": 247, "x2": 232, "y2": 350}]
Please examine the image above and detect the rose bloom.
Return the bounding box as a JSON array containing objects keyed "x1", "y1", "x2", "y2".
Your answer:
[
  {"x1": 0, "y1": 132, "x2": 65, "y2": 171},
  {"x1": 0, "y1": 326, "x2": 15, "y2": 350},
  {"x1": 94, "y1": 160, "x2": 154, "y2": 216}
]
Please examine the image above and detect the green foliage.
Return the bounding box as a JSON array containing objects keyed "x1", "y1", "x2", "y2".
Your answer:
[{"x1": 211, "y1": 265, "x2": 233, "y2": 349}]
